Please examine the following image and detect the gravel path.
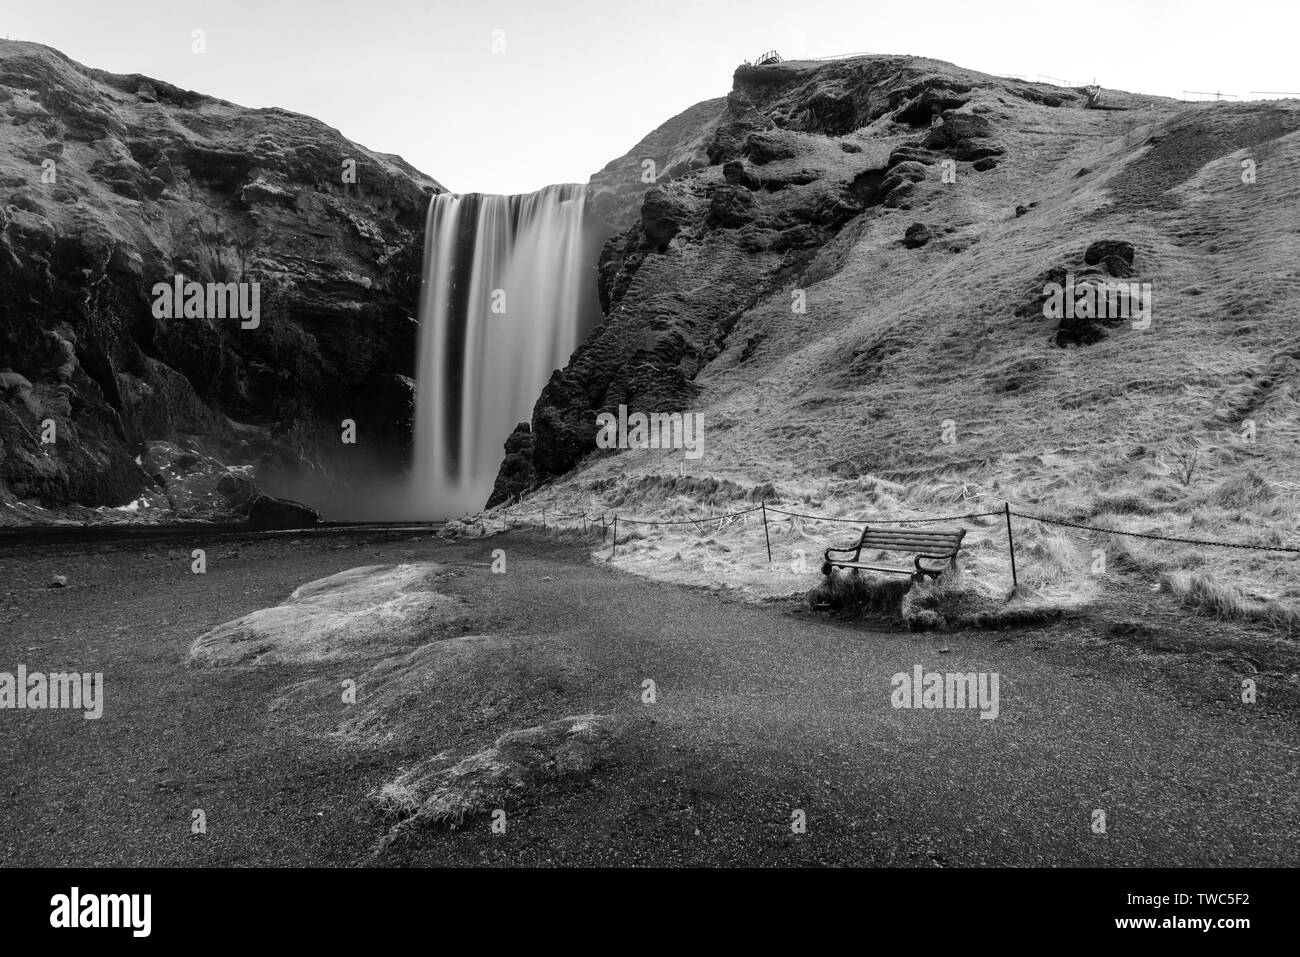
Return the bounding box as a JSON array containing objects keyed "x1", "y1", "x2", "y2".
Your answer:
[{"x1": 1, "y1": 528, "x2": 1295, "y2": 867}]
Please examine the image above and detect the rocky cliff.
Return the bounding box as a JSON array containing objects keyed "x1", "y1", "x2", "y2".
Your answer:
[
  {"x1": 0, "y1": 40, "x2": 443, "y2": 522},
  {"x1": 490, "y1": 56, "x2": 1068, "y2": 503},
  {"x1": 493, "y1": 54, "x2": 1300, "y2": 513}
]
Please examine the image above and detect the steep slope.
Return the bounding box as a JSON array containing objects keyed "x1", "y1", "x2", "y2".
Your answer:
[
  {"x1": 0, "y1": 40, "x2": 443, "y2": 520},
  {"x1": 496, "y1": 54, "x2": 1300, "y2": 619}
]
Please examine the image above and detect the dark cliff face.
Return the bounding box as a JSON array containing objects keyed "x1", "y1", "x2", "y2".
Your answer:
[
  {"x1": 0, "y1": 40, "x2": 443, "y2": 515},
  {"x1": 490, "y1": 55, "x2": 1036, "y2": 506}
]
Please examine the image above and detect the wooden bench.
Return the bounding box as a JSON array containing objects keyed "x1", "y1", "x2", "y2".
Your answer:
[{"x1": 822, "y1": 525, "x2": 966, "y2": 583}]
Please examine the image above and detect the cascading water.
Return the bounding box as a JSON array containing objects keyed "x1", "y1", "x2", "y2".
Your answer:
[{"x1": 411, "y1": 184, "x2": 588, "y2": 518}]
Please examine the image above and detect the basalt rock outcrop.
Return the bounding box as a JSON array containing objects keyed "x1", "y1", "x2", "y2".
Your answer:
[
  {"x1": 1014, "y1": 240, "x2": 1145, "y2": 347},
  {"x1": 0, "y1": 40, "x2": 443, "y2": 517}
]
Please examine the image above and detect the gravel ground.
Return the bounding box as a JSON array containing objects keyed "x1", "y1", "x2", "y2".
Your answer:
[{"x1": 0, "y1": 527, "x2": 1296, "y2": 867}]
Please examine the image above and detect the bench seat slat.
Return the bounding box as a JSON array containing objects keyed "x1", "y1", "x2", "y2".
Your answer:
[
  {"x1": 861, "y1": 536, "x2": 961, "y2": 548},
  {"x1": 860, "y1": 532, "x2": 961, "y2": 540},
  {"x1": 860, "y1": 527, "x2": 962, "y2": 535},
  {"x1": 831, "y1": 561, "x2": 916, "y2": 575},
  {"x1": 863, "y1": 540, "x2": 967, "y2": 548}
]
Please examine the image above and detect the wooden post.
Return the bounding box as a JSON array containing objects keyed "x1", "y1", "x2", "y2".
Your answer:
[
  {"x1": 761, "y1": 501, "x2": 772, "y2": 563},
  {"x1": 1004, "y1": 502, "x2": 1018, "y2": 590},
  {"x1": 611, "y1": 515, "x2": 618, "y2": 560}
]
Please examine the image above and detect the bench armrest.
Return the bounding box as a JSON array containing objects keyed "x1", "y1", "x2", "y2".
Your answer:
[
  {"x1": 824, "y1": 543, "x2": 863, "y2": 563},
  {"x1": 914, "y1": 551, "x2": 959, "y2": 575}
]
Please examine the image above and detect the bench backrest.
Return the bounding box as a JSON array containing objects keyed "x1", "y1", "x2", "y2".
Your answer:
[{"x1": 856, "y1": 525, "x2": 965, "y2": 557}]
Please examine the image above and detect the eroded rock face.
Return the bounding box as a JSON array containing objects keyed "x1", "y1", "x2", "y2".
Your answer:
[
  {"x1": 0, "y1": 40, "x2": 443, "y2": 515},
  {"x1": 501, "y1": 56, "x2": 1028, "y2": 497},
  {"x1": 485, "y1": 424, "x2": 537, "y2": 508}
]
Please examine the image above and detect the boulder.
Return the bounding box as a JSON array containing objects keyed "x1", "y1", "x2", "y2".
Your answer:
[
  {"x1": 742, "y1": 130, "x2": 799, "y2": 164},
  {"x1": 217, "y1": 470, "x2": 260, "y2": 513},
  {"x1": 1084, "y1": 240, "x2": 1136, "y2": 277},
  {"x1": 722, "y1": 161, "x2": 761, "y2": 190},
  {"x1": 903, "y1": 223, "x2": 935, "y2": 248},
  {"x1": 924, "y1": 111, "x2": 994, "y2": 150},
  {"x1": 641, "y1": 186, "x2": 688, "y2": 250},
  {"x1": 246, "y1": 494, "x2": 321, "y2": 529},
  {"x1": 706, "y1": 184, "x2": 758, "y2": 229}
]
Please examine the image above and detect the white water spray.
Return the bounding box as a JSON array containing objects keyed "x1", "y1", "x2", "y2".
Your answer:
[{"x1": 411, "y1": 184, "x2": 587, "y2": 518}]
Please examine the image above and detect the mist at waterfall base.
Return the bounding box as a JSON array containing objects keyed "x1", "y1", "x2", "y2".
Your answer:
[{"x1": 401, "y1": 183, "x2": 600, "y2": 520}]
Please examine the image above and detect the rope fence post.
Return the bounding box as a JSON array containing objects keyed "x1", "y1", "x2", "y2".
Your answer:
[
  {"x1": 761, "y1": 501, "x2": 772, "y2": 563},
  {"x1": 1004, "y1": 502, "x2": 1018, "y2": 590},
  {"x1": 612, "y1": 515, "x2": 618, "y2": 560}
]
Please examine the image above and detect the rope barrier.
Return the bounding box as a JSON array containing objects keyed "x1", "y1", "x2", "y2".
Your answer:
[
  {"x1": 617, "y1": 504, "x2": 764, "y2": 527},
  {"x1": 1010, "y1": 511, "x2": 1300, "y2": 554},
  {"x1": 481, "y1": 498, "x2": 1300, "y2": 558},
  {"x1": 765, "y1": 507, "x2": 1003, "y2": 525}
]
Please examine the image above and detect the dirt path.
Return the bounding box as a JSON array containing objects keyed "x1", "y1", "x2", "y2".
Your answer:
[{"x1": 1, "y1": 529, "x2": 1296, "y2": 866}]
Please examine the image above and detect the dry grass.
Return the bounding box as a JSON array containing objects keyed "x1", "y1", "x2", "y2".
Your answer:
[
  {"x1": 1160, "y1": 570, "x2": 1300, "y2": 630},
  {"x1": 372, "y1": 714, "x2": 621, "y2": 846},
  {"x1": 901, "y1": 572, "x2": 1066, "y2": 631},
  {"x1": 807, "y1": 570, "x2": 913, "y2": 613}
]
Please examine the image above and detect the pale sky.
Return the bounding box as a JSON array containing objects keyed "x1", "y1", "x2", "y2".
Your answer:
[{"x1": 5, "y1": 0, "x2": 1297, "y2": 194}]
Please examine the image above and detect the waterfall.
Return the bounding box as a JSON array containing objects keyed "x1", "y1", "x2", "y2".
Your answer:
[{"x1": 411, "y1": 184, "x2": 588, "y2": 518}]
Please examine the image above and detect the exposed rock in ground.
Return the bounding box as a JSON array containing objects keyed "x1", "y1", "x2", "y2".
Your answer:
[
  {"x1": 0, "y1": 40, "x2": 443, "y2": 516},
  {"x1": 373, "y1": 714, "x2": 622, "y2": 839},
  {"x1": 923, "y1": 110, "x2": 1001, "y2": 160},
  {"x1": 903, "y1": 223, "x2": 934, "y2": 248},
  {"x1": 189, "y1": 563, "x2": 460, "y2": 667},
  {"x1": 1084, "y1": 239, "x2": 1136, "y2": 277}
]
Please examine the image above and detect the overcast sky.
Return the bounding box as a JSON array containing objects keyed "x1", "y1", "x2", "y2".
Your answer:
[{"x1": 6, "y1": 0, "x2": 1297, "y2": 194}]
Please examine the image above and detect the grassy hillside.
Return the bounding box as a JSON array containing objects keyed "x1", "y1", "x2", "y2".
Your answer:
[{"x1": 492, "y1": 56, "x2": 1300, "y2": 628}]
